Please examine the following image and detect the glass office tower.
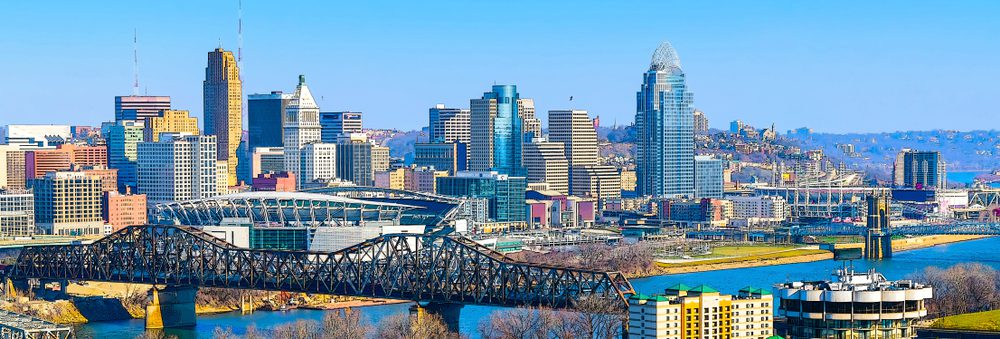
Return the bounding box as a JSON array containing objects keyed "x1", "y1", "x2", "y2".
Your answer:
[
  {"x1": 635, "y1": 42, "x2": 695, "y2": 198},
  {"x1": 470, "y1": 85, "x2": 525, "y2": 176}
]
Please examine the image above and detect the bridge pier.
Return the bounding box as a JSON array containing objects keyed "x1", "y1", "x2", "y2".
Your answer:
[
  {"x1": 410, "y1": 302, "x2": 463, "y2": 333},
  {"x1": 145, "y1": 286, "x2": 197, "y2": 329}
]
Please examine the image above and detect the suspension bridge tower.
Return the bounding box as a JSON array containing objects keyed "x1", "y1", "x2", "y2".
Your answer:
[{"x1": 864, "y1": 191, "x2": 893, "y2": 259}]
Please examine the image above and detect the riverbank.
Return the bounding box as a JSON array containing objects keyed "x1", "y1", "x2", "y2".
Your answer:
[{"x1": 644, "y1": 234, "x2": 992, "y2": 277}]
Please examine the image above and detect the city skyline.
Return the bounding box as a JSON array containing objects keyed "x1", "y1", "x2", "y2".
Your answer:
[{"x1": 2, "y1": 1, "x2": 999, "y2": 133}]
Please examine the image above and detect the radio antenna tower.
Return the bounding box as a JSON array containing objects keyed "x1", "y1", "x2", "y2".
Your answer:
[{"x1": 132, "y1": 28, "x2": 140, "y2": 96}]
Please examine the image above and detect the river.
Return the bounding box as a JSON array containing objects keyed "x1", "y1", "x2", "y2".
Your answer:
[{"x1": 74, "y1": 236, "x2": 1000, "y2": 338}]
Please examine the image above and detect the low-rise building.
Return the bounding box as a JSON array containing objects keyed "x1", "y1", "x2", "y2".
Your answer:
[
  {"x1": 628, "y1": 284, "x2": 773, "y2": 339},
  {"x1": 775, "y1": 266, "x2": 932, "y2": 339},
  {"x1": 252, "y1": 172, "x2": 296, "y2": 192}
]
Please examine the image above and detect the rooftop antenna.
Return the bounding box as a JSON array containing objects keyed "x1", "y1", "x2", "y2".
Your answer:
[{"x1": 132, "y1": 28, "x2": 139, "y2": 96}]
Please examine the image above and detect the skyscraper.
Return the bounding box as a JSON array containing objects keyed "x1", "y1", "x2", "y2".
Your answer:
[
  {"x1": 470, "y1": 85, "x2": 530, "y2": 175},
  {"x1": 248, "y1": 91, "x2": 293, "y2": 153},
  {"x1": 115, "y1": 96, "x2": 171, "y2": 123},
  {"x1": 635, "y1": 42, "x2": 695, "y2": 198},
  {"x1": 320, "y1": 112, "x2": 363, "y2": 143},
  {"x1": 283, "y1": 75, "x2": 323, "y2": 187},
  {"x1": 336, "y1": 137, "x2": 374, "y2": 187},
  {"x1": 428, "y1": 104, "x2": 471, "y2": 144},
  {"x1": 548, "y1": 109, "x2": 599, "y2": 194},
  {"x1": 203, "y1": 48, "x2": 242, "y2": 187}
]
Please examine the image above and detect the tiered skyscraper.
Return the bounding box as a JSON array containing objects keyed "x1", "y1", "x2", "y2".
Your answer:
[
  {"x1": 470, "y1": 85, "x2": 533, "y2": 176},
  {"x1": 635, "y1": 42, "x2": 695, "y2": 197},
  {"x1": 203, "y1": 48, "x2": 242, "y2": 187},
  {"x1": 282, "y1": 75, "x2": 324, "y2": 187}
]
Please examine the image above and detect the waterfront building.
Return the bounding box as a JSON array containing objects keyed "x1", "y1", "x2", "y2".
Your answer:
[
  {"x1": 3, "y1": 125, "x2": 72, "y2": 150},
  {"x1": 754, "y1": 186, "x2": 893, "y2": 220},
  {"x1": 248, "y1": 91, "x2": 293, "y2": 152},
  {"x1": 143, "y1": 110, "x2": 199, "y2": 142},
  {"x1": 693, "y1": 109, "x2": 709, "y2": 133},
  {"x1": 0, "y1": 189, "x2": 34, "y2": 238},
  {"x1": 371, "y1": 145, "x2": 390, "y2": 172},
  {"x1": 203, "y1": 48, "x2": 242, "y2": 186},
  {"x1": 29, "y1": 171, "x2": 104, "y2": 235},
  {"x1": 571, "y1": 165, "x2": 621, "y2": 207},
  {"x1": 0, "y1": 146, "x2": 26, "y2": 189},
  {"x1": 893, "y1": 149, "x2": 946, "y2": 189},
  {"x1": 660, "y1": 198, "x2": 732, "y2": 227},
  {"x1": 136, "y1": 134, "x2": 221, "y2": 205},
  {"x1": 522, "y1": 140, "x2": 569, "y2": 195},
  {"x1": 628, "y1": 284, "x2": 773, "y2": 339},
  {"x1": 299, "y1": 143, "x2": 337, "y2": 186},
  {"x1": 102, "y1": 190, "x2": 147, "y2": 232},
  {"x1": 320, "y1": 112, "x2": 363, "y2": 143},
  {"x1": 436, "y1": 171, "x2": 527, "y2": 222},
  {"x1": 470, "y1": 85, "x2": 531, "y2": 175},
  {"x1": 252, "y1": 172, "x2": 296, "y2": 192},
  {"x1": 413, "y1": 142, "x2": 467, "y2": 174},
  {"x1": 115, "y1": 95, "x2": 171, "y2": 123},
  {"x1": 776, "y1": 266, "x2": 932, "y2": 339},
  {"x1": 104, "y1": 120, "x2": 144, "y2": 190},
  {"x1": 25, "y1": 144, "x2": 107, "y2": 179},
  {"x1": 335, "y1": 135, "x2": 374, "y2": 186},
  {"x1": 694, "y1": 155, "x2": 724, "y2": 199},
  {"x1": 635, "y1": 42, "x2": 695, "y2": 198},
  {"x1": 428, "y1": 104, "x2": 471, "y2": 144},
  {"x1": 728, "y1": 196, "x2": 788, "y2": 228}
]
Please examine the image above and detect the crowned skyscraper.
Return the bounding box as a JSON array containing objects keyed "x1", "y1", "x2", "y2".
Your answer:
[
  {"x1": 283, "y1": 75, "x2": 321, "y2": 181},
  {"x1": 203, "y1": 48, "x2": 242, "y2": 186},
  {"x1": 635, "y1": 42, "x2": 695, "y2": 197}
]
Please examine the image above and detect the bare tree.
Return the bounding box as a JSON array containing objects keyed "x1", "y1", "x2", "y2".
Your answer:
[
  {"x1": 411, "y1": 313, "x2": 451, "y2": 339},
  {"x1": 478, "y1": 308, "x2": 550, "y2": 339},
  {"x1": 374, "y1": 313, "x2": 411, "y2": 339},
  {"x1": 569, "y1": 297, "x2": 626, "y2": 339},
  {"x1": 244, "y1": 325, "x2": 265, "y2": 339},
  {"x1": 133, "y1": 331, "x2": 178, "y2": 339},
  {"x1": 321, "y1": 308, "x2": 369, "y2": 339},
  {"x1": 211, "y1": 327, "x2": 236, "y2": 339},
  {"x1": 272, "y1": 319, "x2": 321, "y2": 339}
]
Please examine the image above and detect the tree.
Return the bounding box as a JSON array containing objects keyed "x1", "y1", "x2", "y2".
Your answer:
[
  {"x1": 211, "y1": 327, "x2": 236, "y2": 339},
  {"x1": 272, "y1": 319, "x2": 321, "y2": 339},
  {"x1": 322, "y1": 308, "x2": 368, "y2": 339}
]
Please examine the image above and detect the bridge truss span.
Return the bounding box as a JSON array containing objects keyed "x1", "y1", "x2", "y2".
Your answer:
[{"x1": 7, "y1": 225, "x2": 633, "y2": 309}]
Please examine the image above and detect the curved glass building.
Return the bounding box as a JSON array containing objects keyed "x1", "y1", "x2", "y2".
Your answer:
[{"x1": 635, "y1": 42, "x2": 695, "y2": 198}]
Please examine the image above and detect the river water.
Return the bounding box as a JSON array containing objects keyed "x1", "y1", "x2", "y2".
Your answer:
[{"x1": 74, "y1": 236, "x2": 1000, "y2": 338}]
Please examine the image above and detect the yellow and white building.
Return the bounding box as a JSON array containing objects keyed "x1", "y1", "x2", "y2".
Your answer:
[{"x1": 628, "y1": 284, "x2": 774, "y2": 339}]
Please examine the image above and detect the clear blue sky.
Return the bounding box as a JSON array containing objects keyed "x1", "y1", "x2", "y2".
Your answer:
[{"x1": 1, "y1": 0, "x2": 997, "y2": 133}]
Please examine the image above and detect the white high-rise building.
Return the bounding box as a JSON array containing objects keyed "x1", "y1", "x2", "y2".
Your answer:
[
  {"x1": 137, "y1": 134, "x2": 221, "y2": 205},
  {"x1": 283, "y1": 75, "x2": 336, "y2": 187}
]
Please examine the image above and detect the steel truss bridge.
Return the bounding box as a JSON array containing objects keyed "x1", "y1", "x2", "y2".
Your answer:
[
  {"x1": 791, "y1": 222, "x2": 1000, "y2": 237},
  {"x1": 4, "y1": 225, "x2": 633, "y2": 309}
]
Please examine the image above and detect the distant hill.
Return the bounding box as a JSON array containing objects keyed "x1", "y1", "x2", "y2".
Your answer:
[{"x1": 787, "y1": 130, "x2": 1000, "y2": 176}]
